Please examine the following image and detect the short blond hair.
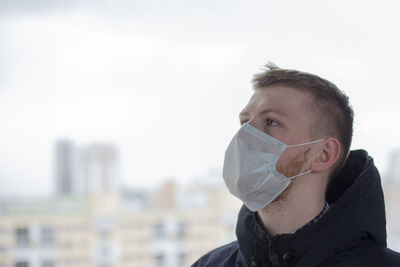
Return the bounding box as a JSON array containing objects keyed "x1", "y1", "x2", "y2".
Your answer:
[{"x1": 252, "y1": 63, "x2": 354, "y2": 179}]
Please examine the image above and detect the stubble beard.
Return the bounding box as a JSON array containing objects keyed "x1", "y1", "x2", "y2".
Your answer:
[{"x1": 263, "y1": 148, "x2": 311, "y2": 213}]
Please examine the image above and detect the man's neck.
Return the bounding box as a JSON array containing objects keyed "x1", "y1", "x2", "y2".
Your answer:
[{"x1": 257, "y1": 179, "x2": 326, "y2": 237}]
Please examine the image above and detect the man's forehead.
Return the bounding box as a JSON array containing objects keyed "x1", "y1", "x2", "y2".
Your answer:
[{"x1": 240, "y1": 86, "x2": 314, "y2": 117}]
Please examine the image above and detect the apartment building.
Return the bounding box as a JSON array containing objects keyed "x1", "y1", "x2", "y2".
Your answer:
[{"x1": 0, "y1": 181, "x2": 242, "y2": 267}]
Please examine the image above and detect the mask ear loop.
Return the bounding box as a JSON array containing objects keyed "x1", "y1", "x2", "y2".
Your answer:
[
  {"x1": 287, "y1": 169, "x2": 312, "y2": 180},
  {"x1": 286, "y1": 139, "x2": 324, "y2": 148},
  {"x1": 285, "y1": 139, "x2": 324, "y2": 180}
]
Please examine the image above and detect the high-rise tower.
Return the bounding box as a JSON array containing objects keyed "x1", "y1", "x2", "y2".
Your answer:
[
  {"x1": 79, "y1": 143, "x2": 120, "y2": 194},
  {"x1": 54, "y1": 139, "x2": 76, "y2": 195}
]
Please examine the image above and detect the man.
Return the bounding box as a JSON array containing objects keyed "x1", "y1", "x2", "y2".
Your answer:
[{"x1": 192, "y1": 64, "x2": 400, "y2": 266}]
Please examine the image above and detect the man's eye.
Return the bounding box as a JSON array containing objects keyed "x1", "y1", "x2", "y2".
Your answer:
[{"x1": 266, "y1": 119, "x2": 279, "y2": 127}]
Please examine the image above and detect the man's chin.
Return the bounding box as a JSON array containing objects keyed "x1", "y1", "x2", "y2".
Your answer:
[
  {"x1": 264, "y1": 148, "x2": 310, "y2": 209},
  {"x1": 260, "y1": 182, "x2": 293, "y2": 213},
  {"x1": 272, "y1": 183, "x2": 292, "y2": 203}
]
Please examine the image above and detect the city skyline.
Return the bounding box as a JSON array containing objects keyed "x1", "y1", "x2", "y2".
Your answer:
[
  {"x1": 1, "y1": 0, "x2": 400, "y2": 196},
  {"x1": 1, "y1": 136, "x2": 400, "y2": 197}
]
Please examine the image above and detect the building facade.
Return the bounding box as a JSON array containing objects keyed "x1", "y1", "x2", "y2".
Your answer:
[{"x1": 0, "y1": 181, "x2": 242, "y2": 267}]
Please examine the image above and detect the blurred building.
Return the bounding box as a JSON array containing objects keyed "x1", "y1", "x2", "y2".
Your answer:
[
  {"x1": 55, "y1": 140, "x2": 76, "y2": 195},
  {"x1": 386, "y1": 149, "x2": 400, "y2": 184},
  {"x1": 54, "y1": 141, "x2": 121, "y2": 196},
  {"x1": 0, "y1": 180, "x2": 242, "y2": 267},
  {"x1": 383, "y1": 148, "x2": 400, "y2": 252},
  {"x1": 79, "y1": 143, "x2": 120, "y2": 195}
]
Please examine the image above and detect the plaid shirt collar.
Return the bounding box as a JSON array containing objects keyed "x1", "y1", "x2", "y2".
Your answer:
[{"x1": 290, "y1": 201, "x2": 330, "y2": 234}]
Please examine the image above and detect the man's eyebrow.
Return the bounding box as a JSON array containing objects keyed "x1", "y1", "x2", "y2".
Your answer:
[{"x1": 239, "y1": 108, "x2": 288, "y2": 118}]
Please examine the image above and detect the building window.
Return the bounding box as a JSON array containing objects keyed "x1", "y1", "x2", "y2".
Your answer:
[
  {"x1": 154, "y1": 223, "x2": 165, "y2": 239},
  {"x1": 41, "y1": 260, "x2": 54, "y2": 267},
  {"x1": 99, "y1": 230, "x2": 109, "y2": 240},
  {"x1": 155, "y1": 254, "x2": 164, "y2": 267},
  {"x1": 101, "y1": 245, "x2": 109, "y2": 258},
  {"x1": 41, "y1": 227, "x2": 54, "y2": 247},
  {"x1": 176, "y1": 222, "x2": 186, "y2": 239},
  {"x1": 15, "y1": 228, "x2": 30, "y2": 247},
  {"x1": 15, "y1": 261, "x2": 29, "y2": 267}
]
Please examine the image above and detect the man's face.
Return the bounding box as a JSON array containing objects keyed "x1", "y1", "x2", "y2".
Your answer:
[{"x1": 239, "y1": 85, "x2": 316, "y2": 177}]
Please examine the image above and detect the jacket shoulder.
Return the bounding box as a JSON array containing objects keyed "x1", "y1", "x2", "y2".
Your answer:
[
  {"x1": 335, "y1": 240, "x2": 400, "y2": 267},
  {"x1": 191, "y1": 240, "x2": 242, "y2": 267}
]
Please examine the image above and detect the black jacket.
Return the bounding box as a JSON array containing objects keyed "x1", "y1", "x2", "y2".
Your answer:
[{"x1": 192, "y1": 150, "x2": 400, "y2": 266}]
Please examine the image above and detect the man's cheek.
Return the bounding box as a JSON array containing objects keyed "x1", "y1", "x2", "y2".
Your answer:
[
  {"x1": 276, "y1": 149, "x2": 311, "y2": 177},
  {"x1": 276, "y1": 153, "x2": 296, "y2": 177}
]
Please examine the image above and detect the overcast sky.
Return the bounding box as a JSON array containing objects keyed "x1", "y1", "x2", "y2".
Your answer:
[{"x1": 1, "y1": 0, "x2": 400, "y2": 196}]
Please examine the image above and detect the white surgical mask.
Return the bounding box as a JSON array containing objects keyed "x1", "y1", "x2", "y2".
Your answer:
[{"x1": 223, "y1": 123, "x2": 323, "y2": 212}]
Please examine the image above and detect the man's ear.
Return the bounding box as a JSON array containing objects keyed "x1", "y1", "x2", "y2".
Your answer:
[{"x1": 311, "y1": 138, "x2": 341, "y2": 172}]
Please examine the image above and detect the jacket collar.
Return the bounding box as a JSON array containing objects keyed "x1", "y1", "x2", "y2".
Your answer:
[{"x1": 235, "y1": 150, "x2": 387, "y2": 267}]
